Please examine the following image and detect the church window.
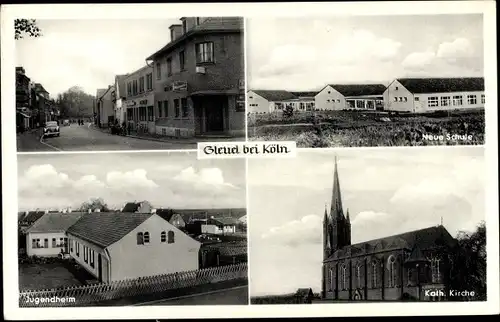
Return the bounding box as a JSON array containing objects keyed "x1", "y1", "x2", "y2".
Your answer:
[
  {"x1": 371, "y1": 262, "x2": 378, "y2": 288},
  {"x1": 388, "y1": 256, "x2": 397, "y2": 287},
  {"x1": 340, "y1": 265, "x2": 347, "y2": 290},
  {"x1": 407, "y1": 268, "x2": 414, "y2": 286},
  {"x1": 356, "y1": 264, "x2": 362, "y2": 288},
  {"x1": 329, "y1": 268, "x2": 333, "y2": 291},
  {"x1": 431, "y1": 258, "x2": 441, "y2": 283}
]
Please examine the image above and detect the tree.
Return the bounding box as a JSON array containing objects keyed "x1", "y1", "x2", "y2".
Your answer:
[
  {"x1": 283, "y1": 104, "x2": 294, "y2": 118},
  {"x1": 56, "y1": 87, "x2": 95, "y2": 118},
  {"x1": 15, "y1": 19, "x2": 42, "y2": 40},
  {"x1": 79, "y1": 198, "x2": 110, "y2": 212},
  {"x1": 448, "y1": 221, "x2": 486, "y2": 300}
]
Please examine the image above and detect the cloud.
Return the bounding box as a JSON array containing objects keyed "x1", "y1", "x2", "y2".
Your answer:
[
  {"x1": 106, "y1": 169, "x2": 158, "y2": 189},
  {"x1": 437, "y1": 38, "x2": 475, "y2": 59},
  {"x1": 401, "y1": 51, "x2": 437, "y2": 70},
  {"x1": 173, "y1": 167, "x2": 237, "y2": 189},
  {"x1": 20, "y1": 164, "x2": 70, "y2": 189},
  {"x1": 262, "y1": 214, "x2": 322, "y2": 246}
]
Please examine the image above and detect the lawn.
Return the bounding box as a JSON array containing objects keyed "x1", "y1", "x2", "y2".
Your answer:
[
  {"x1": 19, "y1": 263, "x2": 83, "y2": 291},
  {"x1": 247, "y1": 109, "x2": 485, "y2": 148}
]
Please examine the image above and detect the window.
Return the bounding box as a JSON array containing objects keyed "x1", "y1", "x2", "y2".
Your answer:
[
  {"x1": 415, "y1": 97, "x2": 420, "y2": 101},
  {"x1": 453, "y1": 95, "x2": 463, "y2": 106},
  {"x1": 139, "y1": 77, "x2": 145, "y2": 93},
  {"x1": 371, "y1": 262, "x2": 378, "y2": 288},
  {"x1": 76, "y1": 242, "x2": 80, "y2": 256},
  {"x1": 404, "y1": 97, "x2": 408, "y2": 102},
  {"x1": 164, "y1": 100, "x2": 169, "y2": 117},
  {"x1": 393, "y1": 97, "x2": 398, "y2": 102},
  {"x1": 388, "y1": 256, "x2": 397, "y2": 287},
  {"x1": 481, "y1": 94, "x2": 485, "y2": 104},
  {"x1": 158, "y1": 101, "x2": 163, "y2": 118},
  {"x1": 329, "y1": 268, "x2": 334, "y2": 291},
  {"x1": 340, "y1": 265, "x2": 347, "y2": 290},
  {"x1": 90, "y1": 250, "x2": 95, "y2": 268},
  {"x1": 84, "y1": 246, "x2": 88, "y2": 263},
  {"x1": 156, "y1": 63, "x2": 161, "y2": 80},
  {"x1": 275, "y1": 103, "x2": 283, "y2": 110},
  {"x1": 32, "y1": 239, "x2": 36, "y2": 249},
  {"x1": 356, "y1": 264, "x2": 362, "y2": 288},
  {"x1": 441, "y1": 96, "x2": 451, "y2": 107},
  {"x1": 327, "y1": 99, "x2": 330, "y2": 102},
  {"x1": 174, "y1": 99, "x2": 180, "y2": 118},
  {"x1": 127, "y1": 82, "x2": 132, "y2": 96},
  {"x1": 356, "y1": 100, "x2": 364, "y2": 109},
  {"x1": 179, "y1": 51, "x2": 185, "y2": 70},
  {"x1": 428, "y1": 96, "x2": 439, "y2": 107},
  {"x1": 167, "y1": 58, "x2": 172, "y2": 76},
  {"x1": 181, "y1": 98, "x2": 188, "y2": 117},
  {"x1": 70, "y1": 239, "x2": 74, "y2": 252},
  {"x1": 137, "y1": 232, "x2": 144, "y2": 245},
  {"x1": 431, "y1": 258, "x2": 441, "y2": 283},
  {"x1": 336, "y1": 99, "x2": 340, "y2": 103},
  {"x1": 407, "y1": 268, "x2": 414, "y2": 285},
  {"x1": 148, "y1": 106, "x2": 154, "y2": 121},
  {"x1": 168, "y1": 231, "x2": 175, "y2": 244},
  {"x1": 395, "y1": 86, "x2": 399, "y2": 90},
  {"x1": 146, "y1": 73, "x2": 153, "y2": 91},
  {"x1": 139, "y1": 106, "x2": 146, "y2": 121},
  {"x1": 467, "y1": 94, "x2": 477, "y2": 105},
  {"x1": 133, "y1": 80, "x2": 138, "y2": 96},
  {"x1": 195, "y1": 42, "x2": 214, "y2": 64},
  {"x1": 196, "y1": 17, "x2": 201, "y2": 25},
  {"x1": 161, "y1": 231, "x2": 166, "y2": 243},
  {"x1": 52, "y1": 238, "x2": 56, "y2": 248},
  {"x1": 44, "y1": 238, "x2": 48, "y2": 248},
  {"x1": 182, "y1": 20, "x2": 187, "y2": 34},
  {"x1": 144, "y1": 232, "x2": 150, "y2": 244},
  {"x1": 398, "y1": 97, "x2": 403, "y2": 102}
]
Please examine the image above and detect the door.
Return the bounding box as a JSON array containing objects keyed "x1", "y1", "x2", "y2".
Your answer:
[
  {"x1": 205, "y1": 97, "x2": 226, "y2": 132},
  {"x1": 98, "y1": 254, "x2": 102, "y2": 282}
]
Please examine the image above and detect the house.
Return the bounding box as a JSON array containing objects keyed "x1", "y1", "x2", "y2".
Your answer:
[
  {"x1": 16, "y1": 67, "x2": 33, "y2": 130},
  {"x1": 96, "y1": 85, "x2": 115, "y2": 127},
  {"x1": 66, "y1": 212, "x2": 201, "y2": 283},
  {"x1": 124, "y1": 66, "x2": 154, "y2": 134},
  {"x1": 322, "y1": 157, "x2": 457, "y2": 301},
  {"x1": 25, "y1": 212, "x2": 84, "y2": 257},
  {"x1": 146, "y1": 17, "x2": 245, "y2": 138},
  {"x1": 315, "y1": 84, "x2": 387, "y2": 111},
  {"x1": 121, "y1": 201, "x2": 153, "y2": 214},
  {"x1": 19, "y1": 210, "x2": 46, "y2": 231},
  {"x1": 113, "y1": 74, "x2": 128, "y2": 125},
  {"x1": 201, "y1": 217, "x2": 239, "y2": 235},
  {"x1": 247, "y1": 90, "x2": 298, "y2": 114},
  {"x1": 290, "y1": 91, "x2": 318, "y2": 112},
  {"x1": 383, "y1": 77, "x2": 485, "y2": 113},
  {"x1": 156, "y1": 209, "x2": 187, "y2": 230}
]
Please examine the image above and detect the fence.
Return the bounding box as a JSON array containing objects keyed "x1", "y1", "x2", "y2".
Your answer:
[{"x1": 19, "y1": 262, "x2": 247, "y2": 307}]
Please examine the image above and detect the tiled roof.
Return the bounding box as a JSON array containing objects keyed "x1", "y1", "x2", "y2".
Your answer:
[
  {"x1": 204, "y1": 241, "x2": 247, "y2": 256},
  {"x1": 21, "y1": 211, "x2": 45, "y2": 224},
  {"x1": 251, "y1": 90, "x2": 297, "y2": 102},
  {"x1": 329, "y1": 84, "x2": 387, "y2": 97},
  {"x1": 327, "y1": 225, "x2": 456, "y2": 261},
  {"x1": 290, "y1": 91, "x2": 318, "y2": 98},
  {"x1": 66, "y1": 212, "x2": 152, "y2": 248},
  {"x1": 146, "y1": 17, "x2": 243, "y2": 60},
  {"x1": 397, "y1": 77, "x2": 485, "y2": 94},
  {"x1": 122, "y1": 202, "x2": 140, "y2": 213},
  {"x1": 26, "y1": 212, "x2": 85, "y2": 233}
]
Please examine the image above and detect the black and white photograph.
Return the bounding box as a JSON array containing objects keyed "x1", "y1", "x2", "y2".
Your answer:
[
  {"x1": 17, "y1": 152, "x2": 248, "y2": 306},
  {"x1": 248, "y1": 147, "x2": 486, "y2": 303},
  {"x1": 15, "y1": 17, "x2": 245, "y2": 152},
  {"x1": 246, "y1": 15, "x2": 486, "y2": 148}
]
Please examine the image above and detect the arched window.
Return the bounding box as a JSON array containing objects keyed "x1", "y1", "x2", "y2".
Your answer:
[
  {"x1": 371, "y1": 261, "x2": 378, "y2": 288},
  {"x1": 161, "y1": 231, "x2": 166, "y2": 243},
  {"x1": 388, "y1": 256, "x2": 397, "y2": 287},
  {"x1": 143, "y1": 232, "x2": 150, "y2": 244},
  {"x1": 340, "y1": 265, "x2": 347, "y2": 290},
  {"x1": 329, "y1": 268, "x2": 334, "y2": 291},
  {"x1": 356, "y1": 264, "x2": 362, "y2": 288},
  {"x1": 431, "y1": 258, "x2": 441, "y2": 283},
  {"x1": 168, "y1": 231, "x2": 175, "y2": 244},
  {"x1": 137, "y1": 232, "x2": 144, "y2": 245}
]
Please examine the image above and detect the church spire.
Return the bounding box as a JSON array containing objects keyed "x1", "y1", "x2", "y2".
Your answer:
[
  {"x1": 346, "y1": 209, "x2": 350, "y2": 223},
  {"x1": 330, "y1": 156, "x2": 344, "y2": 219}
]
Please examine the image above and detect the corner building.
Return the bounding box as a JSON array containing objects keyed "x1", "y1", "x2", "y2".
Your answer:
[{"x1": 146, "y1": 17, "x2": 245, "y2": 138}]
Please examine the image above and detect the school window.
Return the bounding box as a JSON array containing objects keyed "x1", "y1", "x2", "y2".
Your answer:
[
  {"x1": 371, "y1": 262, "x2": 377, "y2": 288},
  {"x1": 399, "y1": 97, "x2": 403, "y2": 102},
  {"x1": 481, "y1": 94, "x2": 485, "y2": 104},
  {"x1": 156, "y1": 63, "x2": 161, "y2": 80},
  {"x1": 76, "y1": 242, "x2": 80, "y2": 256},
  {"x1": 179, "y1": 51, "x2": 185, "y2": 70},
  {"x1": 415, "y1": 97, "x2": 420, "y2": 101},
  {"x1": 137, "y1": 232, "x2": 144, "y2": 245},
  {"x1": 164, "y1": 100, "x2": 169, "y2": 117},
  {"x1": 158, "y1": 101, "x2": 163, "y2": 118},
  {"x1": 44, "y1": 238, "x2": 48, "y2": 248},
  {"x1": 161, "y1": 231, "x2": 166, "y2": 243},
  {"x1": 356, "y1": 101, "x2": 364, "y2": 109},
  {"x1": 441, "y1": 96, "x2": 451, "y2": 107},
  {"x1": 52, "y1": 238, "x2": 56, "y2": 248},
  {"x1": 195, "y1": 42, "x2": 214, "y2": 64},
  {"x1": 144, "y1": 232, "x2": 150, "y2": 244},
  {"x1": 167, "y1": 57, "x2": 172, "y2": 76},
  {"x1": 70, "y1": 239, "x2": 74, "y2": 252},
  {"x1": 453, "y1": 95, "x2": 463, "y2": 106},
  {"x1": 181, "y1": 98, "x2": 188, "y2": 117},
  {"x1": 148, "y1": 106, "x2": 154, "y2": 121},
  {"x1": 84, "y1": 246, "x2": 88, "y2": 263},
  {"x1": 404, "y1": 97, "x2": 408, "y2": 102},
  {"x1": 393, "y1": 97, "x2": 398, "y2": 102},
  {"x1": 32, "y1": 239, "x2": 36, "y2": 249},
  {"x1": 467, "y1": 94, "x2": 477, "y2": 105},
  {"x1": 64, "y1": 238, "x2": 67, "y2": 246},
  {"x1": 428, "y1": 96, "x2": 439, "y2": 107},
  {"x1": 146, "y1": 73, "x2": 153, "y2": 91},
  {"x1": 90, "y1": 250, "x2": 95, "y2": 268},
  {"x1": 174, "y1": 99, "x2": 180, "y2": 118},
  {"x1": 168, "y1": 231, "x2": 175, "y2": 244},
  {"x1": 275, "y1": 103, "x2": 283, "y2": 110}
]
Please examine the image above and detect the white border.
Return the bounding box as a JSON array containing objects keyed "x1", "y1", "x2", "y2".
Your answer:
[{"x1": 2, "y1": 1, "x2": 498, "y2": 319}]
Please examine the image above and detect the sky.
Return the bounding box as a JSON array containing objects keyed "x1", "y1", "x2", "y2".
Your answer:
[
  {"x1": 248, "y1": 146, "x2": 485, "y2": 296},
  {"x1": 15, "y1": 19, "x2": 178, "y2": 97},
  {"x1": 247, "y1": 14, "x2": 484, "y2": 91},
  {"x1": 17, "y1": 152, "x2": 246, "y2": 211}
]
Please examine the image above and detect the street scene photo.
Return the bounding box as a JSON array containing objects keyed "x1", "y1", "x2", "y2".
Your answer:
[
  {"x1": 15, "y1": 17, "x2": 245, "y2": 152},
  {"x1": 248, "y1": 147, "x2": 486, "y2": 303},
  {"x1": 246, "y1": 14, "x2": 485, "y2": 148},
  {"x1": 17, "y1": 152, "x2": 248, "y2": 306}
]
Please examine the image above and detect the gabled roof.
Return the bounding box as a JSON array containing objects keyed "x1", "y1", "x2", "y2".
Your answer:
[
  {"x1": 21, "y1": 211, "x2": 45, "y2": 224},
  {"x1": 66, "y1": 212, "x2": 153, "y2": 248},
  {"x1": 155, "y1": 209, "x2": 175, "y2": 222},
  {"x1": 290, "y1": 91, "x2": 318, "y2": 98},
  {"x1": 326, "y1": 225, "x2": 456, "y2": 261},
  {"x1": 328, "y1": 84, "x2": 387, "y2": 97},
  {"x1": 146, "y1": 17, "x2": 243, "y2": 60},
  {"x1": 96, "y1": 88, "x2": 107, "y2": 99},
  {"x1": 251, "y1": 90, "x2": 297, "y2": 102},
  {"x1": 122, "y1": 202, "x2": 141, "y2": 213},
  {"x1": 27, "y1": 212, "x2": 85, "y2": 233},
  {"x1": 34, "y1": 83, "x2": 48, "y2": 94},
  {"x1": 396, "y1": 77, "x2": 485, "y2": 94}
]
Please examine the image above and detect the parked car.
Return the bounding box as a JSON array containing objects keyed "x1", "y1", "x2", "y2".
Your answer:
[{"x1": 43, "y1": 121, "x2": 60, "y2": 137}]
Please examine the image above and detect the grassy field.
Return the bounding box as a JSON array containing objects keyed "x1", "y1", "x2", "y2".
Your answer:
[
  {"x1": 19, "y1": 263, "x2": 83, "y2": 291},
  {"x1": 247, "y1": 109, "x2": 485, "y2": 147}
]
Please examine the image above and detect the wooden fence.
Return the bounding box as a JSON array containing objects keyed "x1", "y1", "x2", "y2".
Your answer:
[{"x1": 19, "y1": 262, "x2": 247, "y2": 307}]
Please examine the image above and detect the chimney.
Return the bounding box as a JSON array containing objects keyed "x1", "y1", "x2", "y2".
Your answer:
[
  {"x1": 169, "y1": 24, "x2": 183, "y2": 41},
  {"x1": 180, "y1": 17, "x2": 197, "y2": 34},
  {"x1": 95, "y1": 209, "x2": 101, "y2": 213}
]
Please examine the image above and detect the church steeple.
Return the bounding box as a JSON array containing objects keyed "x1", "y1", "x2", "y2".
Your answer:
[
  {"x1": 323, "y1": 205, "x2": 331, "y2": 259},
  {"x1": 330, "y1": 156, "x2": 344, "y2": 220}
]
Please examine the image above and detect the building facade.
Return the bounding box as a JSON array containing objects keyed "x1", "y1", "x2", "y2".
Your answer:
[
  {"x1": 124, "y1": 66, "x2": 155, "y2": 133},
  {"x1": 66, "y1": 212, "x2": 201, "y2": 283},
  {"x1": 97, "y1": 86, "x2": 115, "y2": 128},
  {"x1": 315, "y1": 84, "x2": 386, "y2": 111},
  {"x1": 322, "y1": 158, "x2": 457, "y2": 301},
  {"x1": 146, "y1": 17, "x2": 245, "y2": 138},
  {"x1": 247, "y1": 90, "x2": 304, "y2": 114},
  {"x1": 201, "y1": 217, "x2": 238, "y2": 235},
  {"x1": 383, "y1": 78, "x2": 485, "y2": 113},
  {"x1": 113, "y1": 74, "x2": 128, "y2": 125}
]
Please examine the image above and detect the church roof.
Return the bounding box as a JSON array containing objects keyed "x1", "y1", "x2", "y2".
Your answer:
[
  {"x1": 325, "y1": 225, "x2": 456, "y2": 261},
  {"x1": 330, "y1": 156, "x2": 344, "y2": 220}
]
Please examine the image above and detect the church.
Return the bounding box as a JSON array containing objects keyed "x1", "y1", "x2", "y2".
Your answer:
[{"x1": 322, "y1": 158, "x2": 457, "y2": 301}]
